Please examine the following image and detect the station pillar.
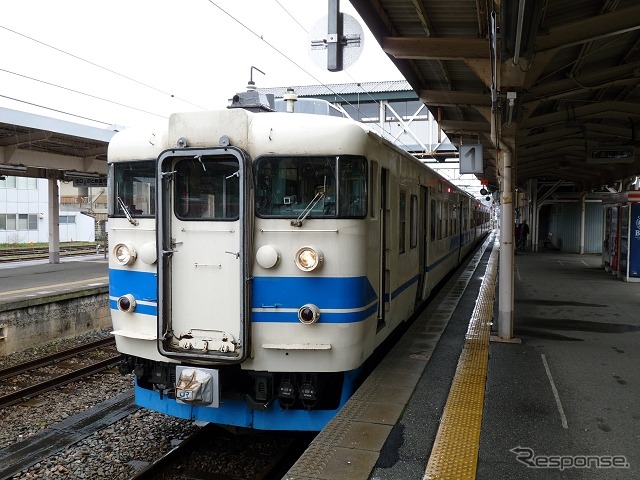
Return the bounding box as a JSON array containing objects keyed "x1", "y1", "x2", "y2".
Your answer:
[{"x1": 48, "y1": 178, "x2": 60, "y2": 264}]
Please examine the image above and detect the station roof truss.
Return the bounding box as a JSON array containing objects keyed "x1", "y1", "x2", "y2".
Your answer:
[{"x1": 350, "y1": 0, "x2": 640, "y2": 192}]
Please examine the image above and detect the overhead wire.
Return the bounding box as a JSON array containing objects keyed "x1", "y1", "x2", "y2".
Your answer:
[
  {"x1": 0, "y1": 24, "x2": 206, "y2": 124},
  {"x1": 0, "y1": 25, "x2": 206, "y2": 111},
  {"x1": 280, "y1": 1, "x2": 435, "y2": 156},
  {"x1": 1, "y1": 3, "x2": 429, "y2": 157},
  {"x1": 216, "y1": 0, "x2": 420, "y2": 155},
  {"x1": 0, "y1": 94, "x2": 111, "y2": 126},
  {"x1": 0, "y1": 68, "x2": 168, "y2": 120}
]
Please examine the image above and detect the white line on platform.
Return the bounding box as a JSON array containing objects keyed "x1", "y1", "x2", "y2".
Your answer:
[{"x1": 541, "y1": 353, "x2": 568, "y2": 429}]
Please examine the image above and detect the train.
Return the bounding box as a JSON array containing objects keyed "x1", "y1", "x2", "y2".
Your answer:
[{"x1": 107, "y1": 86, "x2": 491, "y2": 431}]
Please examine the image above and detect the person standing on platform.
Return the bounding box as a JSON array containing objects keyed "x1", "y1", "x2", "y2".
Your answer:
[
  {"x1": 515, "y1": 220, "x2": 522, "y2": 252},
  {"x1": 520, "y1": 219, "x2": 530, "y2": 251}
]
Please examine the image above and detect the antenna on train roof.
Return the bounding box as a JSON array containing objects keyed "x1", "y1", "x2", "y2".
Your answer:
[{"x1": 228, "y1": 66, "x2": 274, "y2": 112}]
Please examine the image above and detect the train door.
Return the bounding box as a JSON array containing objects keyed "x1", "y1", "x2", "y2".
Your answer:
[
  {"x1": 156, "y1": 148, "x2": 251, "y2": 363},
  {"x1": 415, "y1": 185, "x2": 428, "y2": 304},
  {"x1": 377, "y1": 168, "x2": 389, "y2": 332}
]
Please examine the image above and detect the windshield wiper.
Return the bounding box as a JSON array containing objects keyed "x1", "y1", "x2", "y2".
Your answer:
[
  {"x1": 117, "y1": 196, "x2": 139, "y2": 226},
  {"x1": 291, "y1": 191, "x2": 324, "y2": 227}
]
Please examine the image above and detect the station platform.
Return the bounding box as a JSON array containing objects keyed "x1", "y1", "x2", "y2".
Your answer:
[
  {"x1": 0, "y1": 254, "x2": 108, "y2": 311},
  {"x1": 285, "y1": 233, "x2": 640, "y2": 480}
]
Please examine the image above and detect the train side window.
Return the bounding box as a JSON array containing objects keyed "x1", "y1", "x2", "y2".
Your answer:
[
  {"x1": 430, "y1": 198, "x2": 436, "y2": 241},
  {"x1": 399, "y1": 191, "x2": 406, "y2": 254},
  {"x1": 452, "y1": 202, "x2": 458, "y2": 235},
  {"x1": 370, "y1": 161, "x2": 378, "y2": 219},
  {"x1": 410, "y1": 194, "x2": 418, "y2": 248},
  {"x1": 437, "y1": 200, "x2": 443, "y2": 240}
]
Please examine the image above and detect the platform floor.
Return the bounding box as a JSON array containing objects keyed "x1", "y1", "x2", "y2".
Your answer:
[
  {"x1": 0, "y1": 254, "x2": 108, "y2": 311},
  {"x1": 286, "y1": 234, "x2": 640, "y2": 479}
]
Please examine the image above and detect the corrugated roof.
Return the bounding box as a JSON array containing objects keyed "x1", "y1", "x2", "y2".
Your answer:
[
  {"x1": 349, "y1": 0, "x2": 640, "y2": 191},
  {"x1": 258, "y1": 80, "x2": 411, "y2": 98}
]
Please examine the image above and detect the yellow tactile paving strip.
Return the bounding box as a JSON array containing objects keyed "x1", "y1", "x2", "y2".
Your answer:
[{"x1": 423, "y1": 239, "x2": 499, "y2": 480}]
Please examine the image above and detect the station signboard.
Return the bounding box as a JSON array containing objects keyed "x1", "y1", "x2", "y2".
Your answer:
[
  {"x1": 72, "y1": 178, "x2": 107, "y2": 187},
  {"x1": 586, "y1": 146, "x2": 634, "y2": 164},
  {"x1": 459, "y1": 144, "x2": 484, "y2": 174}
]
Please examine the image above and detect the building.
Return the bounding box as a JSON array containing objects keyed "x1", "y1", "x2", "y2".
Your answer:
[{"x1": 0, "y1": 176, "x2": 97, "y2": 244}]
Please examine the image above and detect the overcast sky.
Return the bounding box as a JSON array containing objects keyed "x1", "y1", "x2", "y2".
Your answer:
[{"x1": 0, "y1": 0, "x2": 403, "y2": 130}]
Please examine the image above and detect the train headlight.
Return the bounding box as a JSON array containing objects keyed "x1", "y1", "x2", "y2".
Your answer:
[
  {"x1": 298, "y1": 304, "x2": 320, "y2": 324},
  {"x1": 294, "y1": 246, "x2": 323, "y2": 272},
  {"x1": 256, "y1": 245, "x2": 280, "y2": 269},
  {"x1": 117, "y1": 294, "x2": 137, "y2": 313},
  {"x1": 113, "y1": 242, "x2": 137, "y2": 266}
]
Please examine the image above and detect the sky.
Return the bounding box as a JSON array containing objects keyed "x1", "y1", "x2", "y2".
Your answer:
[{"x1": 0, "y1": 0, "x2": 404, "y2": 130}]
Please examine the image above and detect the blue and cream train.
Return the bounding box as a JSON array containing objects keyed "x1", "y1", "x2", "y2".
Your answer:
[{"x1": 107, "y1": 89, "x2": 490, "y2": 431}]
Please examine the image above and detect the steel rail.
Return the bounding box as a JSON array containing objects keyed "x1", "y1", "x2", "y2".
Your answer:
[
  {"x1": 0, "y1": 245, "x2": 100, "y2": 262},
  {"x1": 0, "y1": 337, "x2": 115, "y2": 380},
  {"x1": 0, "y1": 355, "x2": 122, "y2": 408}
]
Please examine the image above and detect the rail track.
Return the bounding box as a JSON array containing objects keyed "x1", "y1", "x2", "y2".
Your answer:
[
  {"x1": 0, "y1": 390, "x2": 139, "y2": 480},
  {"x1": 129, "y1": 423, "x2": 314, "y2": 480},
  {"x1": 0, "y1": 244, "x2": 103, "y2": 262},
  {"x1": 0, "y1": 337, "x2": 121, "y2": 408}
]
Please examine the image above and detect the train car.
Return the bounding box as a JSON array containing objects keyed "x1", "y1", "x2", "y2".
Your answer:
[{"x1": 108, "y1": 88, "x2": 490, "y2": 431}]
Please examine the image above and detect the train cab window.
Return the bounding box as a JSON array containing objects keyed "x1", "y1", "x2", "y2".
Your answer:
[
  {"x1": 174, "y1": 156, "x2": 239, "y2": 220},
  {"x1": 109, "y1": 160, "x2": 156, "y2": 218},
  {"x1": 255, "y1": 155, "x2": 367, "y2": 219}
]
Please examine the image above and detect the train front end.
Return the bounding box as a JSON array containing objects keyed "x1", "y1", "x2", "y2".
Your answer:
[{"x1": 108, "y1": 99, "x2": 376, "y2": 431}]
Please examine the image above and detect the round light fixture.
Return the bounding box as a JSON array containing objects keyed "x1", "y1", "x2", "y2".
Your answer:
[
  {"x1": 256, "y1": 245, "x2": 280, "y2": 269},
  {"x1": 294, "y1": 246, "x2": 324, "y2": 272},
  {"x1": 113, "y1": 242, "x2": 137, "y2": 266}
]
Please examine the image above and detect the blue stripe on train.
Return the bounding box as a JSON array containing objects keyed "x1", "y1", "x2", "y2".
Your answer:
[
  {"x1": 252, "y1": 302, "x2": 379, "y2": 323},
  {"x1": 109, "y1": 269, "x2": 157, "y2": 301},
  {"x1": 252, "y1": 276, "x2": 377, "y2": 310},
  {"x1": 109, "y1": 299, "x2": 157, "y2": 316}
]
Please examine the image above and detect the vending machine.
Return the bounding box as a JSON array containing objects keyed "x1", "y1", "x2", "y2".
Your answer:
[{"x1": 603, "y1": 191, "x2": 640, "y2": 282}]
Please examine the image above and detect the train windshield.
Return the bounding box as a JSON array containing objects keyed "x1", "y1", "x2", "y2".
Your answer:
[
  {"x1": 174, "y1": 155, "x2": 240, "y2": 220},
  {"x1": 109, "y1": 161, "x2": 156, "y2": 218},
  {"x1": 255, "y1": 155, "x2": 367, "y2": 218}
]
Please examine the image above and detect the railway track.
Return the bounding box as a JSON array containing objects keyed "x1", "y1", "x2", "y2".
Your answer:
[
  {"x1": 0, "y1": 337, "x2": 121, "y2": 408},
  {"x1": 0, "y1": 390, "x2": 139, "y2": 480},
  {"x1": 0, "y1": 244, "x2": 103, "y2": 262},
  {"x1": 129, "y1": 423, "x2": 314, "y2": 480}
]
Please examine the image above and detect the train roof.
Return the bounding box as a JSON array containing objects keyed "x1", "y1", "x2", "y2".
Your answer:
[{"x1": 107, "y1": 106, "x2": 477, "y2": 201}]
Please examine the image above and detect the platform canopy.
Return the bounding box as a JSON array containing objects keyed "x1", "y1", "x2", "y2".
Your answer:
[
  {"x1": 0, "y1": 107, "x2": 116, "y2": 180},
  {"x1": 351, "y1": 0, "x2": 640, "y2": 193}
]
